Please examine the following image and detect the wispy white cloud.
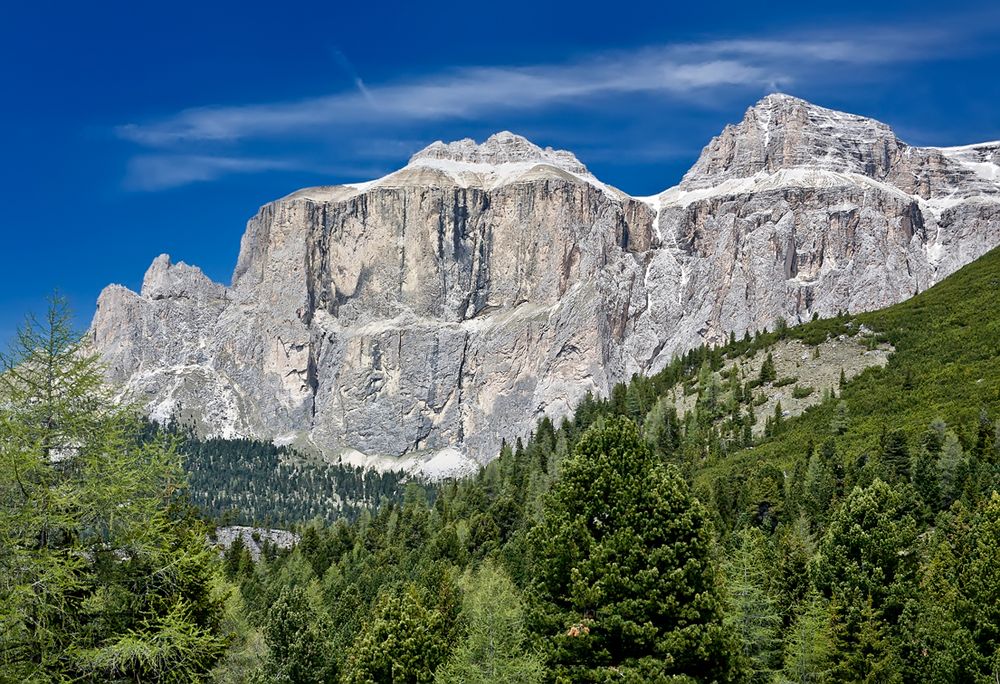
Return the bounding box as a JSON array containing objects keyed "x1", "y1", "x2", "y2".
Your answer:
[
  {"x1": 124, "y1": 153, "x2": 395, "y2": 191},
  {"x1": 117, "y1": 58, "x2": 774, "y2": 147},
  {"x1": 116, "y1": 29, "x2": 955, "y2": 148},
  {"x1": 124, "y1": 155, "x2": 297, "y2": 191},
  {"x1": 116, "y1": 18, "x2": 994, "y2": 189}
]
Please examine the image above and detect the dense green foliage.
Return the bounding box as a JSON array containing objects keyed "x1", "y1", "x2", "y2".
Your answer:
[
  {"x1": 7, "y1": 248, "x2": 1000, "y2": 682},
  {"x1": 175, "y1": 431, "x2": 417, "y2": 525},
  {"x1": 530, "y1": 418, "x2": 734, "y2": 682},
  {"x1": 0, "y1": 299, "x2": 229, "y2": 682},
  {"x1": 213, "y1": 247, "x2": 1000, "y2": 682}
]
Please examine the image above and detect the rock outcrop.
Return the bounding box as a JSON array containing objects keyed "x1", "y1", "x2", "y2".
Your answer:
[{"x1": 90, "y1": 95, "x2": 1000, "y2": 470}]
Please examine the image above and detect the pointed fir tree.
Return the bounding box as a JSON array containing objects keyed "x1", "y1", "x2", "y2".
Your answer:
[{"x1": 759, "y1": 352, "x2": 777, "y2": 384}]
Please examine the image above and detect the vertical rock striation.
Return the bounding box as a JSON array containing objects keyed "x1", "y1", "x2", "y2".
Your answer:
[{"x1": 91, "y1": 97, "x2": 1000, "y2": 471}]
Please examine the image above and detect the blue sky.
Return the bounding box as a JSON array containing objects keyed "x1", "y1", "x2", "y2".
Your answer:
[{"x1": 1, "y1": 0, "x2": 999, "y2": 344}]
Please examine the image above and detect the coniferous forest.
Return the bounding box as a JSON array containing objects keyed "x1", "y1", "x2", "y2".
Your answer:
[
  {"x1": 174, "y1": 431, "x2": 419, "y2": 526},
  {"x1": 3, "y1": 248, "x2": 1000, "y2": 682}
]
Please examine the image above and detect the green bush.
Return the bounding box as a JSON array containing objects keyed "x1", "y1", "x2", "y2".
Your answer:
[{"x1": 792, "y1": 385, "x2": 815, "y2": 399}]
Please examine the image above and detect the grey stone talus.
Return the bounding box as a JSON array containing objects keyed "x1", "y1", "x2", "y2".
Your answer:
[{"x1": 90, "y1": 97, "x2": 1000, "y2": 473}]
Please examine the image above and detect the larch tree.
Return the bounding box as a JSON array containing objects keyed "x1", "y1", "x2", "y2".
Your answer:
[
  {"x1": 0, "y1": 297, "x2": 227, "y2": 681},
  {"x1": 435, "y1": 561, "x2": 544, "y2": 684},
  {"x1": 723, "y1": 528, "x2": 782, "y2": 683}
]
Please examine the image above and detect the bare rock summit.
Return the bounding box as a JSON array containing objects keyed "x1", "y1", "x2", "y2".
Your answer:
[{"x1": 90, "y1": 95, "x2": 1000, "y2": 474}]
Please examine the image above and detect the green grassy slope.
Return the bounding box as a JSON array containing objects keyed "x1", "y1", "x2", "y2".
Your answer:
[{"x1": 702, "y1": 245, "x2": 1000, "y2": 483}]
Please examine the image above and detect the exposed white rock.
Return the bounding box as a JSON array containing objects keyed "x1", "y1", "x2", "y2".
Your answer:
[
  {"x1": 932, "y1": 141, "x2": 1000, "y2": 184},
  {"x1": 212, "y1": 526, "x2": 299, "y2": 562},
  {"x1": 90, "y1": 96, "x2": 1000, "y2": 475}
]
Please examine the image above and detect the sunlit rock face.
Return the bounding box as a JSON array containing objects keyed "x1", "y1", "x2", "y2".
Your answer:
[{"x1": 91, "y1": 97, "x2": 1000, "y2": 471}]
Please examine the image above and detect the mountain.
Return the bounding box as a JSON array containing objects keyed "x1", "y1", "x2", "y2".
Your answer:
[{"x1": 89, "y1": 95, "x2": 1000, "y2": 471}]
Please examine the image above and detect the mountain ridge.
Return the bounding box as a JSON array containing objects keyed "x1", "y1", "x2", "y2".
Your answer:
[{"x1": 89, "y1": 93, "x2": 1000, "y2": 472}]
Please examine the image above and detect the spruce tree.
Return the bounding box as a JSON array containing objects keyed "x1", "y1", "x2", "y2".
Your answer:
[
  {"x1": 772, "y1": 401, "x2": 784, "y2": 436},
  {"x1": 879, "y1": 428, "x2": 911, "y2": 481},
  {"x1": 759, "y1": 353, "x2": 777, "y2": 384},
  {"x1": 910, "y1": 446, "x2": 940, "y2": 518}
]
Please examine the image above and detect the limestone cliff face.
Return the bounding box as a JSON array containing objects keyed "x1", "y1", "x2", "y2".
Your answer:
[
  {"x1": 622, "y1": 94, "x2": 1000, "y2": 372},
  {"x1": 91, "y1": 97, "x2": 1000, "y2": 471}
]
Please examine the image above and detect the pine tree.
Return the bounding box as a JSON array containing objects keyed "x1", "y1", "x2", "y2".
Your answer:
[
  {"x1": 897, "y1": 518, "x2": 977, "y2": 683},
  {"x1": 342, "y1": 585, "x2": 452, "y2": 684},
  {"x1": 813, "y1": 480, "x2": 917, "y2": 681},
  {"x1": 813, "y1": 480, "x2": 917, "y2": 615},
  {"x1": 260, "y1": 584, "x2": 336, "y2": 682},
  {"x1": 960, "y1": 492, "x2": 1000, "y2": 680},
  {"x1": 530, "y1": 417, "x2": 736, "y2": 681}
]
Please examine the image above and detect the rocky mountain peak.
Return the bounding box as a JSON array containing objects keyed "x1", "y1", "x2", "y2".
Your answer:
[
  {"x1": 681, "y1": 92, "x2": 901, "y2": 189},
  {"x1": 140, "y1": 254, "x2": 226, "y2": 301},
  {"x1": 408, "y1": 131, "x2": 590, "y2": 175},
  {"x1": 90, "y1": 96, "x2": 1000, "y2": 476},
  {"x1": 746, "y1": 92, "x2": 895, "y2": 141}
]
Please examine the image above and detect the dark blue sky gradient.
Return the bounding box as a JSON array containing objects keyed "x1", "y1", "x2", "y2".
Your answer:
[{"x1": 1, "y1": 0, "x2": 998, "y2": 343}]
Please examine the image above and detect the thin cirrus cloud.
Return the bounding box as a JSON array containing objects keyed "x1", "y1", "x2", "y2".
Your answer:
[
  {"x1": 124, "y1": 155, "x2": 297, "y2": 191},
  {"x1": 118, "y1": 56, "x2": 776, "y2": 147},
  {"x1": 117, "y1": 23, "x2": 984, "y2": 190}
]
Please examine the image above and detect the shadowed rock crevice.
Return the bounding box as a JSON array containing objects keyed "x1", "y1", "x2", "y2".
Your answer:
[{"x1": 90, "y1": 102, "x2": 1000, "y2": 470}]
